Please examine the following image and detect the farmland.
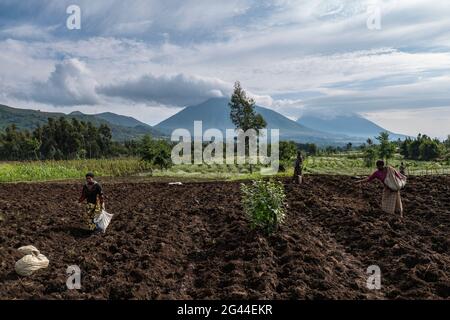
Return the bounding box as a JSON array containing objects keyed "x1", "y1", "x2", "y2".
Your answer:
[
  {"x1": 1, "y1": 154, "x2": 450, "y2": 183},
  {"x1": 1, "y1": 175, "x2": 450, "y2": 299}
]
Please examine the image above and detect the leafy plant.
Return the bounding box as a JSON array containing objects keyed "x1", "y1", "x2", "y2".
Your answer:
[
  {"x1": 241, "y1": 179, "x2": 287, "y2": 234},
  {"x1": 140, "y1": 135, "x2": 173, "y2": 170}
]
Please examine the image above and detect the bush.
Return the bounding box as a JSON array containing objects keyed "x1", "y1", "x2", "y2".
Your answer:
[
  {"x1": 140, "y1": 135, "x2": 173, "y2": 170},
  {"x1": 241, "y1": 179, "x2": 287, "y2": 233}
]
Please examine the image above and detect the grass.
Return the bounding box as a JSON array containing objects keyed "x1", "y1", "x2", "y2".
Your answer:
[
  {"x1": 2, "y1": 154, "x2": 450, "y2": 183},
  {"x1": 0, "y1": 158, "x2": 152, "y2": 183},
  {"x1": 302, "y1": 153, "x2": 450, "y2": 176}
]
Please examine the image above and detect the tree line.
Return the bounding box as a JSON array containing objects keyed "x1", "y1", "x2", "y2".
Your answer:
[
  {"x1": 0, "y1": 117, "x2": 138, "y2": 161},
  {"x1": 360, "y1": 132, "x2": 450, "y2": 166}
]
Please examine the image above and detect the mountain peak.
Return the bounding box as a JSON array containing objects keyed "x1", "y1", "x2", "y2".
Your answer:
[
  {"x1": 155, "y1": 98, "x2": 348, "y2": 145},
  {"x1": 69, "y1": 111, "x2": 84, "y2": 116},
  {"x1": 297, "y1": 113, "x2": 408, "y2": 140}
]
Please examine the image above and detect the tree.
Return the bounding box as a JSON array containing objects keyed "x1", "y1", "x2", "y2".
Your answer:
[
  {"x1": 140, "y1": 135, "x2": 173, "y2": 170},
  {"x1": 229, "y1": 81, "x2": 267, "y2": 133},
  {"x1": 376, "y1": 132, "x2": 395, "y2": 163},
  {"x1": 278, "y1": 141, "x2": 298, "y2": 172},
  {"x1": 400, "y1": 134, "x2": 444, "y2": 161},
  {"x1": 363, "y1": 146, "x2": 378, "y2": 167},
  {"x1": 346, "y1": 142, "x2": 353, "y2": 151},
  {"x1": 229, "y1": 81, "x2": 267, "y2": 172},
  {"x1": 399, "y1": 137, "x2": 411, "y2": 158},
  {"x1": 306, "y1": 143, "x2": 318, "y2": 156},
  {"x1": 29, "y1": 117, "x2": 114, "y2": 160},
  {"x1": 0, "y1": 125, "x2": 40, "y2": 160},
  {"x1": 419, "y1": 139, "x2": 443, "y2": 161},
  {"x1": 443, "y1": 135, "x2": 450, "y2": 150},
  {"x1": 279, "y1": 141, "x2": 298, "y2": 163}
]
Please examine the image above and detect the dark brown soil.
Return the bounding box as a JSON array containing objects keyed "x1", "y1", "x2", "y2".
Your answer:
[{"x1": 1, "y1": 175, "x2": 449, "y2": 299}]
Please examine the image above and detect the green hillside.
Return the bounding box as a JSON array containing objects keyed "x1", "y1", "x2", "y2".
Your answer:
[{"x1": 0, "y1": 104, "x2": 163, "y2": 141}]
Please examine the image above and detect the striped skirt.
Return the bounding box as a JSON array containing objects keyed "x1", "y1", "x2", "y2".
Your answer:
[{"x1": 381, "y1": 187, "x2": 403, "y2": 214}]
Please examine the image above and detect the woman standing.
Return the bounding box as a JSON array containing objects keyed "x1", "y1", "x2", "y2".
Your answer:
[
  {"x1": 293, "y1": 151, "x2": 304, "y2": 184},
  {"x1": 78, "y1": 172, "x2": 105, "y2": 231}
]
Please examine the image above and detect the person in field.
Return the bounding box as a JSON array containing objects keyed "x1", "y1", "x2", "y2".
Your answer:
[
  {"x1": 293, "y1": 151, "x2": 304, "y2": 184},
  {"x1": 356, "y1": 160, "x2": 404, "y2": 219},
  {"x1": 78, "y1": 172, "x2": 104, "y2": 231},
  {"x1": 399, "y1": 162, "x2": 406, "y2": 175}
]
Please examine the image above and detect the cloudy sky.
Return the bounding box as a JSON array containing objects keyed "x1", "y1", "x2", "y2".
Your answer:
[{"x1": 1, "y1": 0, "x2": 450, "y2": 138}]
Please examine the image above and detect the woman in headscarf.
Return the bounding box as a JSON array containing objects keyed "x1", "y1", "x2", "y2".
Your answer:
[{"x1": 356, "y1": 160, "x2": 404, "y2": 219}]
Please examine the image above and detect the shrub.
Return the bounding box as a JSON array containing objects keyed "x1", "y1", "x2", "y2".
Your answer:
[
  {"x1": 241, "y1": 179, "x2": 287, "y2": 234},
  {"x1": 140, "y1": 135, "x2": 173, "y2": 170}
]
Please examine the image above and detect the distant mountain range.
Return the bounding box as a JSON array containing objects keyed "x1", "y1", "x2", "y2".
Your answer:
[
  {"x1": 1, "y1": 98, "x2": 409, "y2": 145},
  {"x1": 0, "y1": 104, "x2": 162, "y2": 141},
  {"x1": 297, "y1": 113, "x2": 409, "y2": 141},
  {"x1": 155, "y1": 98, "x2": 354, "y2": 145}
]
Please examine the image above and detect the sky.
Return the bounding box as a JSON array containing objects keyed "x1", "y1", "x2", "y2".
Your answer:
[{"x1": 0, "y1": 0, "x2": 450, "y2": 139}]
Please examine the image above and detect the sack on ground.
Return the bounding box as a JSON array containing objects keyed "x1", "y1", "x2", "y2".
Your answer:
[
  {"x1": 17, "y1": 245, "x2": 40, "y2": 256},
  {"x1": 15, "y1": 246, "x2": 49, "y2": 276},
  {"x1": 94, "y1": 209, "x2": 113, "y2": 233},
  {"x1": 384, "y1": 166, "x2": 407, "y2": 191}
]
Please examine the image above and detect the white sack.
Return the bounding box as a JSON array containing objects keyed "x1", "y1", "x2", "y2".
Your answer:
[
  {"x1": 15, "y1": 246, "x2": 49, "y2": 276},
  {"x1": 94, "y1": 209, "x2": 113, "y2": 233}
]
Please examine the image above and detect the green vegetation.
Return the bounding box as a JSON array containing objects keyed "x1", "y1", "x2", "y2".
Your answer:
[
  {"x1": 241, "y1": 179, "x2": 287, "y2": 234},
  {"x1": 400, "y1": 134, "x2": 448, "y2": 161},
  {"x1": 2, "y1": 154, "x2": 450, "y2": 183},
  {"x1": 229, "y1": 81, "x2": 267, "y2": 133},
  {"x1": 0, "y1": 119, "x2": 129, "y2": 160},
  {"x1": 300, "y1": 154, "x2": 450, "y2": 176},
  {"x1": 2, "y1": 125, "x2": 450, "y2": 183},
  {"x1": 0, "y1": 104, "x2": 161, "y2": 141},
  {"x1": 0, "y1": 158, "x2": 152, "y2": 183},
  {"x1": 140, "y1": 135, "x2": 173, "y2": 170}
]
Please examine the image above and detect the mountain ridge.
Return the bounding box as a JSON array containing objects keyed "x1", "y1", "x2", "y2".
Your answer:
[
  {"x1": 0, "y1": 104, "x2": 163, "y2": 141},
  {"x1": 297, "y1": 113, "x2": 409, "y2": 140}
]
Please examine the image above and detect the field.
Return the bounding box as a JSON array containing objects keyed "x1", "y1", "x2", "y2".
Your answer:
[
  {"x1": 0, "y1": 159, "x2": 153, "y2": 183},
  {"x1": 1, "y1": 175, "x2": 450, "y2": 299},
  {"x1": 2, "y1": 155, "x2": 450, "y2": 183}
]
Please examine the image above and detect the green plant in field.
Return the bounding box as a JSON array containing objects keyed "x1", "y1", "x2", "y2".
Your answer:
[{"x1": 241, "y1": 179, "x2": 287, "y2": 234}]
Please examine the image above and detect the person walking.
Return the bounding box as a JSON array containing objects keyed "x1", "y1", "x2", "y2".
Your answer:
[
  {"x1": 399, "y1": 162, "x2": 406, "y2": 175},
  {"x1": 78, "y1": 172, "x2": 104, "y2": 232}
]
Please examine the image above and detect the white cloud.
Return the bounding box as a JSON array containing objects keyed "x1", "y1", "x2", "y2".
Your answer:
[
  {"x1": 0, "y1": 24, "x2": 57, "y2": 40},
  {"x1": 364, "y1": 106, "x2": 450, "y2": 140},
  {"x1": 1, "y1": 0, "x2": 450, "y2": 138},
  {"x1": 19, "y1": 58, "x2": 100, "y2": 106},
  {"x1": 98, "y1": 73, "x2": 232, "y2": 106}
]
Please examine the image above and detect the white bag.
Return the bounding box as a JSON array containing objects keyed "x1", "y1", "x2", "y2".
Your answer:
[
  {"x1": 17, "y1": 245, "x2": 40, "y2": 256},
  {"x1": 15, "y1": 246, "x2": 49, "y2": 276},
  {"x1": 94, "y1": 209, "x2": 113, "y2": 233},
  {"x1": 384, "y1": 166, "x2": 407, "y2": 191}
]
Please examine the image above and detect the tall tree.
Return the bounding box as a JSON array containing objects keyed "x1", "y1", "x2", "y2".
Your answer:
[
  {"x1": 376, "y1": 132, "x2": 395, "y2": 163},
  {"x1": 229, "y1": 81, "x2": 267, "y2": 133}
]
